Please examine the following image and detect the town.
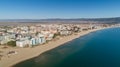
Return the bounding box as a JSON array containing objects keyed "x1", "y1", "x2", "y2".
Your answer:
[{"x1": 0, "y1": 23, "x2": 111, "y2": 48}]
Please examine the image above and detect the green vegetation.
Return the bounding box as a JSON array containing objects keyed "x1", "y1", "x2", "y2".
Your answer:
[
  {"x1": 53, "y1": 33, "x2": 60, "y2": 38},
  {"x1": 7, "y1": 41, "x2": 16, "y2": 47}
]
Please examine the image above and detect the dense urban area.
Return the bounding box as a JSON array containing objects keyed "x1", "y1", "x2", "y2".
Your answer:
[{"x1": 0, "y1": 23, "x2": 118, "y2": 47}]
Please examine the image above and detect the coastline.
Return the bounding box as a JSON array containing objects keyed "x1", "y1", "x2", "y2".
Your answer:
[{"x1": 0, "y1": 28, "x2": 107, "y2": 67}]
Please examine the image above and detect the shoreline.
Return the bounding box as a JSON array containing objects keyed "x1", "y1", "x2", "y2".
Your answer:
[{"x1": 0, "y1": 28, "x2": 107, "y2": 67}]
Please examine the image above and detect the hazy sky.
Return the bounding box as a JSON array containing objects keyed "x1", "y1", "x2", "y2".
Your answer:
[{"x1": 0, "y1": 0, "x2": 120, "y2": 19}]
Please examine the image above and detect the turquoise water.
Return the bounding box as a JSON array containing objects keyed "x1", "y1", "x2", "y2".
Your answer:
[{"x1": 14, "y1": 27, "x2": 120, "y2": 67}]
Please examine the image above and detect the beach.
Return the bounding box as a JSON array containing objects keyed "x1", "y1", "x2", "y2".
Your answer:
[{"x1": 0, "y1": 28, "x2": 105, "y2": 67}]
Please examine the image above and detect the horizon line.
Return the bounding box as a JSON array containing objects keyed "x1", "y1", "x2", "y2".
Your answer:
[{"x1": 0, "y1": 17, "x2": 120, "y2": 20}]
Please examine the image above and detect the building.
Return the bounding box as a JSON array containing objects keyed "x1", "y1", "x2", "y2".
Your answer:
[
  {"x1": 60, "y1": 30, "x2": 72, "y2": 36},
  {"x1": 46, "y1": 33, "x2": 54, "y2": 40},
  {"x1": 16, "y1": 40, "x2": 29, "y2": 47}
]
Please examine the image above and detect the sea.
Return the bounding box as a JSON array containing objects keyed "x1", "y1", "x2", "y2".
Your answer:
[{"x1": 14, "y1": 27, "x2": 120, "y2": 67}]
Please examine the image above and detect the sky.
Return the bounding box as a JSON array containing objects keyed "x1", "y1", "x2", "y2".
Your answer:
[{"x1": 0, "y1": 0, "x2": 120, "y2": 19}]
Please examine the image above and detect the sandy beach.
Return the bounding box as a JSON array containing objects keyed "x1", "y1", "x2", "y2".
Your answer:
[{"x1": 0, "y1": 28, "x2": 105, "y2": 67}]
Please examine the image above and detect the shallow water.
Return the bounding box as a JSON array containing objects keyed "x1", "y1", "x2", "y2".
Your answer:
[{"x1": 14, "y1": 27, "x2": 120, "y2": 67}]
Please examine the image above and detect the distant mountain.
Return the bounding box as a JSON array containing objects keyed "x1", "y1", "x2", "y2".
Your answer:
[{"x1": 0, "y1": 17, "x2": 120, "y2": 24}]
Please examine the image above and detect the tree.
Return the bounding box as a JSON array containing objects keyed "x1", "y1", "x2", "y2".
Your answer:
[
  {"x1": 7, "y1": 41, "x2": 16, "y2": 47},
  {"x1": 53, "y1": 33, "x2": 60, "y2": 38}
]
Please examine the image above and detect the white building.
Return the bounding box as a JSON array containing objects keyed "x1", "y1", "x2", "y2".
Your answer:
[
  {"x1": 46, "y1": 33, "x2": 54, "y2": 40},
  {"x1": 60, "y1": 30, "x2": 72, "y2": 36},
  {"x1": 16, "y1": 40, "x2": 29, "y2": 47}
]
